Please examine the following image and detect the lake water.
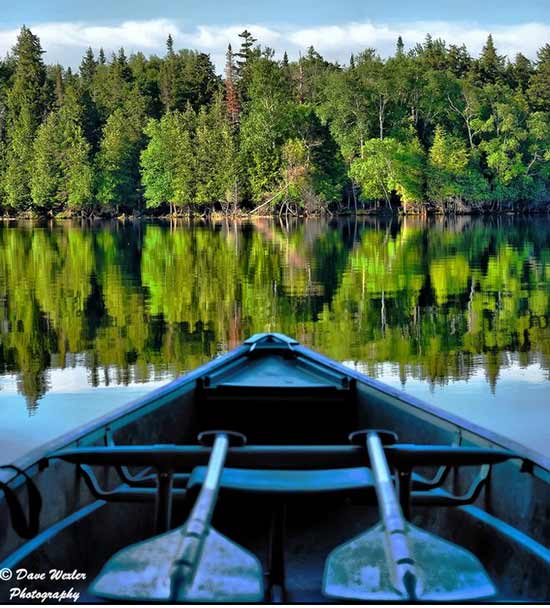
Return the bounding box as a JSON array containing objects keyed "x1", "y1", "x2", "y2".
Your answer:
[{"x1": 1, "y1": 216, "x2": 549, "y2": 462}]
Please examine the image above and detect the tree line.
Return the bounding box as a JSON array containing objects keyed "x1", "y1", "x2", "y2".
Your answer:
[{"x1": 0, "y1": 26, "x2": 550, "y2": 216}]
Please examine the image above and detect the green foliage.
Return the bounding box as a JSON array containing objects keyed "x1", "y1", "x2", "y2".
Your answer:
[
  {"x1": 351, "y1": 136, "x2": 425, "y2": 207},
  {"x1": 1, "y1": 25, "x2": 550, "y2": 215},
  {"x1": 528, "y1": 44, "x2": 550, "y2": 112},
  {"x1": 141, "y1": 108, "x2": 196, "y2": 211},
  {"x1": 31, "y1": 112, "x2": 62, "y2": 208},
  {"x1": 96, "y1": 88, "x2": 146, "y2": 210},
  {"x1": 194, "y1": 97, "x2": 239, "y2": 205},
  {"x1": 3, "y1": 27, "x2": 47, "y2": 209},
  {"x1": 239, "y1": 57, "x2": 294, "y2": 201},
  {"x1": 427, "y1": 126, "x2": 471, "y2": 201},
  {"x1": 31, "y1": 88, "x2": 94, "y2": 211},
  {"x1": 350, "y1": 139, "x2": 397, "y2": 204},
  {"x1": 159, "y1": 48, "x2": 220, "y2": 112}
]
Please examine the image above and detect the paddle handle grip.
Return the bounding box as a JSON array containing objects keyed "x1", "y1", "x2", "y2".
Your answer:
[{"x1": 367, "y1": 432, "x2": 421, "y2": 599}]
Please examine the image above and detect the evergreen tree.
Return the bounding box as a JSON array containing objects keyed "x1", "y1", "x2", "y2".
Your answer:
[
  {"x1": 79, "y1": 47, "x2": 97, "y2": 88},
  {"x1": 31, "y1": 87, "x2": 94, "y2": 212},
  {"x1": 4, "y1": 26, "x2": 47, "y2": 209},
  {"x1": 447, "y1": 44, "x2": 472, "y2": 78},
  {"x1": 476, "y1": 34, "x2": 505, "y2": 84},
  {"x1": 528, "y1": 44, "x2": 550, "y2": 112},
  {"x1": 396, "y1": 36, "x2": 405, "y2": 58},
  {"x1": 31, "y1": 112, "x2": 61, "y2": 209},
  {"x1": 166, "y1": 34, "x2": 174, "y2": 57},
  {"x1": 506, "y1": 53, "x2": 533, "y2": 91},
  {"x1": 235, "y1": 30, "x2": 258, "y2": 74},
  {"x1": 97, "y1": 88, "x2": 146, "y2": 212},
  {"x1": 235, "y1": 30, "x2": 260, "y2": 100},
  {"x1": 53, "y1": 65, "x2": 64, "y2": 107},
  {"x1": 194, "y1": 95, "x2": 239, "y2": 206},
  {"x1": 160, "y1": 35, "x2": 177, "y2": 111},
  {"x1": 58, "y1": 88, "x2": 94, "y2": 210}
]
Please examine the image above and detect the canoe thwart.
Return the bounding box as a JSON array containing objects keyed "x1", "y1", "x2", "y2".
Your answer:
[{"x1": 49, "y1": 442, "x2": 517, "y2": 471}]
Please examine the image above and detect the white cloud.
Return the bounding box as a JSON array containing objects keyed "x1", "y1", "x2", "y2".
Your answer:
[{"x1": 0, "y1": 19, "x2": 548, "y2": 72}]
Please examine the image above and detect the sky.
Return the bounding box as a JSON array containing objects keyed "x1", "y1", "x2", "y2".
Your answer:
[{"x1": 1, "y1": 0, "x2": 549, "y2": 72}]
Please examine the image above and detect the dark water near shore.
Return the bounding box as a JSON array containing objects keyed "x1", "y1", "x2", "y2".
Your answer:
[{"x1": 1, "y1": 217, "x2": 550, "y2": 461}]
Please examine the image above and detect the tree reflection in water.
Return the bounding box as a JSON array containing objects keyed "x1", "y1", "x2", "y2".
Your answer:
[{"x1": 1, "y1": 216, "x2": 549, "y2": 412}]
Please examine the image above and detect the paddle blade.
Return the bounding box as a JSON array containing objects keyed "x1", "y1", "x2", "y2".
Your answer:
[
  {"x1": 90, "y1": 526, "x2": 264, "y2": 603},
  {"x1": 323, "y1": 522, "x2": 496, "y2": 602}
]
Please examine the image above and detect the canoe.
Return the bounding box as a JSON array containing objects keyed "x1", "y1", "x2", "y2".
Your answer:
[{"x1": 0, "y1": 332, "x2": 549, "y2": 603}]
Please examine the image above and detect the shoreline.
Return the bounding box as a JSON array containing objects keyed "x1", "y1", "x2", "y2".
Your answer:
[{"x1": 2, "y1": 205, "x2": 550, "y2": 223}]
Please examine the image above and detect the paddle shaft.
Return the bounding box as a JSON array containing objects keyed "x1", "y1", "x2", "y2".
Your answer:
[
  {"x1": 366, "y1": 432, "x2": 420, "y2": 599},
  {"x1": 170, "y1": 433, "x2": 229, "y2": 601}
]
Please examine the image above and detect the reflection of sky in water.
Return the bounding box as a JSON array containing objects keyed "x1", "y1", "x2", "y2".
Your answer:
[
  {"x1": 347, "y1": 361, "x2": 550, "y2": 458},
  {"x1": 0, "y1": 367, "x2": 170, "y2": 463}
]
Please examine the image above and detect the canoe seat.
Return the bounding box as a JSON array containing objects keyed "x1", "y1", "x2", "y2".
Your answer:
[{"x1": 188, "y1": 466, "x2": 375, "y2": 496}]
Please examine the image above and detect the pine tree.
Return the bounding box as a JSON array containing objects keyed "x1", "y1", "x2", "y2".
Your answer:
[
  {"x1": 507, "y1": 53, "x2": 533, "y2": 91},
  {"x1": 96, "y1": 87, "x2": 146, "y2": 212},
  {"x1": 396, "y1": 36, "x2": 405, "y2": 58},
  {"x1": 31, "y1": 87, "x2": 94, "y2": 212},
  {"x1": 4, "y1": 26, "x2": 47, "y2": 209},
  {"x1": 31, "y1": 112, "x2": 62, "y2": 209},
  {"x1": 79, "y1": 47, "x2": 97, "y2": 88},
  {"x1": 236, "y1": 30, "x2": 258, "y2": 74},
  {"x1": 528, "y1": 44, "x2": 550, "y2": 112},
  {"x1": 235, "y1": 30, "x2": 259, "y2": 100},
  {"x1": 54, "y1": 65, "x2": 64, "y2": 107},
  {"x1": 58, "y1": 88, "x2": 94, "y2": 209},
  {"x1": 167, "y1": 34, "x2": 175, "y2": 57},
  {"x1": 476, "y1": 34, "x2": 505, "y2": 83},
  {"x1": 160, "y1": 35, "x2": 177, "y2": 111},
  {"x1": 282, "y1": 52, "x2": 289, "y2": 68},
  {"x1": 92, "y1": 49, "x2": 132, "y2": 119}
]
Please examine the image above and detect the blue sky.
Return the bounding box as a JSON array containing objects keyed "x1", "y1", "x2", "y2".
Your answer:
[
  {"x1": 1, "y1": 1, "x2": 549, "y2": 71},
  {"x1": 3, "y1": 0, "x2": 549, "y2": 27}
]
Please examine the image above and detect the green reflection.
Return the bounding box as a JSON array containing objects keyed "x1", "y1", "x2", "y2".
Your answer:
[{"x1": 1, "y1": 217, "x2": 550, "y2": 411}]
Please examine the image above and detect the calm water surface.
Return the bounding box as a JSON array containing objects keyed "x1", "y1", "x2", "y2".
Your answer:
[{"x1": 1, "y1": 217, "x2": 549, "y2": 461}]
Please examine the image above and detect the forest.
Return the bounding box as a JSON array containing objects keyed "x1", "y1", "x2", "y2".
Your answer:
[{"x1": 0, "y1": 26, "x2": 550, "y2": 216}]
